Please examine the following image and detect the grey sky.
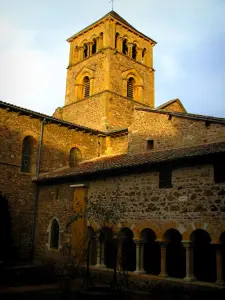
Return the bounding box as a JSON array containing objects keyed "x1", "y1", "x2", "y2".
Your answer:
[{"x1": 0, "y1": 0, "x2": 224, "y2": 117}]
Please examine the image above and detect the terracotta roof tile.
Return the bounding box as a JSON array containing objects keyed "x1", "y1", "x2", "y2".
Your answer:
[{"x1": 35, "y1": 141, "x2": 225, "y2": 183}]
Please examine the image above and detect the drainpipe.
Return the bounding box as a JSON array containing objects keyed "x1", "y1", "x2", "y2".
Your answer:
[{"x1": 31, "y1": 118, "x2": 45, "y2": 261}]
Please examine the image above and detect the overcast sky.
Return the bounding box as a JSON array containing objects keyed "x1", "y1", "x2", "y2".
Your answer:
[{"x1": 0, "y1": 0, "x2": 224, "y2": 117}]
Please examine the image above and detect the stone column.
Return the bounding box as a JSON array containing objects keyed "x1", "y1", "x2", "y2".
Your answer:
[
  {"x1": 216, "y1": 245, "x2": 224, "y2": 285},
  {"x1": 127, "y1": 43, "x2": 133, "y2": 57},
  {"x1": 100, "y1": 241, "x2": 106, "y2": 268},
  {"x1": 159, "y1": 242, "x2": 168, "y2": 277},
  {"x1": 183, "y1": 242, "x2": 196, "y2": 281},
  {"x1": 136, "y1": 48, "x2": 143, "y2": 63},
  {"x1": 118, "y1": 37, "x2": 123, "y2": 52},
  {"x1": 134, "y1": 239, "x2": 143, "y2": 274},
  {"x1": 95, "y1": 237, "x2": 101, "y2": 268}
]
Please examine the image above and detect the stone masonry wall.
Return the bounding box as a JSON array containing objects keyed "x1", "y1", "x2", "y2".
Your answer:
[
  {"x1": 87, "y1": 163, "x2": 225, "y2": 241},
  {"x1": 0, "y1": 107, "x2": 99, "y2": 259},
  {"x1": 35, "y1": 162, "x2": 225, "y2": 262},
  {"x1": 109, "y1": 50, "x2": 154, "y2": 107},
  {"x1": 129, "y1": 110, "x2": 225, "y2": 153}
]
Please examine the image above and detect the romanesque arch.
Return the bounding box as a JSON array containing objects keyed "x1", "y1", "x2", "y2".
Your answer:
[
  {"x1": 122, "y1": 68, "x2": 143, "y2": 101},
  {"x1": 75, "y1": 67, "x2": 95, "y2": 100}
]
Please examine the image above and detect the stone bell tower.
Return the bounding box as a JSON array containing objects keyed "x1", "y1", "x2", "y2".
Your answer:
[{"x1": 54, "y1": 11, "x2": 156, "y2": 131}]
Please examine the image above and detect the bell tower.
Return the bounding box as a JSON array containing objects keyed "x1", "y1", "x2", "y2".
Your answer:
[{"x1": 54, "y1": 11, "x2": 156, "y2": 131}]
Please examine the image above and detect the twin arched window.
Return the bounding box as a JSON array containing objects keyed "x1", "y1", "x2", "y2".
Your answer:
[
  {"x1": 69, "y1": 147, "x2": 82, "y2": 167},
  {"x1": 127, "y1": 77, "x2": 135, "y2": 99},
  {"x1": 21, "y1": 136, "x2": 33, "y2": 173},
  {"x1": 50, "y1": 219, "x2": 59, "y2": 249}
]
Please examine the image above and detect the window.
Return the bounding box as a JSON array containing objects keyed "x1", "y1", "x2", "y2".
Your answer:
[
  {"x1": 83, "y1": 76, "x2": 90, "y2": 98},
  {"x1": 147, "y1": 140, "x2": 154, "y2": 150},
  {"x1": 21, "y1": 136, "x2": 33, "y2": 173},
  {"x1": 214, "y1": 162, "x2": 225, "y2": 183},
  {"x1": 92, "y1": 39, "x2": 97, "y2": 54},
  {"x1": 122, "y1": 39, "x2": 128, "y2": 55},
  {"x1": 132, "y1": 44, "x2": 137, "y2": 60},
  {"x1": 142, "y1": 48, "x2": 146, "y2": 63},
  {"x1": 50, "y1": 219, "x2": 59, "y2": 249},
  {"x1": 159, "y1": 169, "x2": 172, "y2": 189},
  {"x1": 69, "y1": 147, "x2": 82, "y2": 167},
  {"x1": 115, "y1": 32, "x2": 119, "y2": 49},
  {"x1": 83, "y1": 43, "x2": 88, "y2": 58},
  {"x1": 127, "y1": 77, "x2": 135, "y2": 99}
]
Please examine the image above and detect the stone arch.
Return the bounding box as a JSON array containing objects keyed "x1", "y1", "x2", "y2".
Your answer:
[
  {"x1": 75, "y1": 67, "x2": 94, "y2": 100},
  {"x1": 133, "y1": 221, "x2": 161, "y2": 240},
  {"x1": 161, "y1": 221, "x2": 188, "y2": 241},
  {"x1": 87, "y1": 219, "x2": 101, "y2": 233},
  {"x1": 116, "y1": 222, "x2": 135, "y2": 236},
  {"x1": 47, "y1": 217, "x2": 62, "y2": 251},
  {"x1": 122, "y1": 68, "x2": 143, "y2": 101},
  {"x1": 186, "y1": 222, "x2": 218, "y2": 243}
]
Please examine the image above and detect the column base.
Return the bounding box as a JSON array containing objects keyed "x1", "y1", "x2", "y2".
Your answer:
[
  {"x1": 159, "y1": 272, "x2": 168, "y2": 278},
  {"x1": 184, "y1": 276, "x2": 196, "y2": 282},
  {"x1": 134, "y1": 270, "x2": 145, "y2": 275},
  {"x1": 94, "y1": 264, "x2": 106, "y2": 269},
  {"x1": 216, "y1": 280, "x2": 225, "y2": 286}
]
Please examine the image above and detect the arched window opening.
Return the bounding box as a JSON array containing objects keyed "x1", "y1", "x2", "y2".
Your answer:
[
  {"x1": 100, "y1": 227, "x2": 116, "y2": 269},
  {"x1": 83, "y1": 76, "x2": 90, "y2": 98},
  {"x1": 115, "y1": 32, "x2": 119, "y2": 49},
  {"x1": 21, "y1": 136, "x2": 33, "y2": 173},
  {"x1": 119, "y1": 227, "x2": 135, "y2": 272},
  {"x1": 164, "y1": 229, "x2": 185, "y2": 279},
  {"x1": 69, "y1": 147, "x2": 82, "y2": 167},
  {"x1": 50, "y1": 219, "x2": 59, "y2": 249},
  {"x1": 83, "y1": 43, "x2": 88, "y2": 59},
  {"x1": 92, "y1": 39, "x2": 97, "y2": 54},
  {"x1": 132, "y1": 44, "x2": 137, "y2": 60},
  {"x1": 191, "y1": 229, "x2": 216, "y2": 283},
  {"x1": 127, "y1": 77, "x2": 135, "y2": 99},
  {"x1": 142, "y1": 48, "x2": 146, "y2": 63},
  {"x1": 122, "y1": 39, "x2": 128, "y2": 55}
]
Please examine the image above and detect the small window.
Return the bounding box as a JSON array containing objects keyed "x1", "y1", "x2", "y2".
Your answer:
[
  {"x1": 142, "y1": 48, "x2": 146, "y2": 63},
  {"x1": 92, "y1": 39, "x2": 97, "y2": 54},
  {"x1": 159, "y1": 169, "x2": 172, "y2": 189},
  {"x1": 147, "y1": 140, "x2": 154, "y2": 150},
  {"x1": 69, "y1": 147, "x2": 82, "y2": 167},
  {"x1": 122, "y1": 39, "x2": 128, "y2": 55},
  {"x1": 50, "y1": 219, "x2": 59, "y2": 249},
  {"x1": 214, "y1": 163, "x2": 225, "y2": 183},
  {"x1": 84, "y1": 76, "x2": 90, "y2": 98},
  {"x1": 115, "y1": 32, "x2": 119, "y2": 49},
  {"x1": 21, "y1": 136, "x2": 33, "y2": 173},
  {"x1": 127, "y1": 77, "x2": 134, "y2": 99},
  {"x1": 132, "y1": 44, "x2": 137, "y2": 60},
  {"x1": 83, "y1": 43, "x2": 88, "y2": 58}
]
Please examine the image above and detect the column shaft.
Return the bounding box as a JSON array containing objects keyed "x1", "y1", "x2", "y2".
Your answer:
[
  {"x1": 184, "y1": 243, "x2": 196, "y2": 281},
  {"x1": 159, "y1": 242, "x2": 168, "y2": 277}
]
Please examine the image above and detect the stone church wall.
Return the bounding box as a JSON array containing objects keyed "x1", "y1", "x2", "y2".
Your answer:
[
  {"x1": 0, "y1": 107, "x2": 99, "y2": 259},
  {"x1": 129, "y1": 110, "x2": 225, "y2": 153}
]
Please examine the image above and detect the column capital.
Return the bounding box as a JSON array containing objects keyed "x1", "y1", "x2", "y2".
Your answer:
[
  {"x1": 157, "y1": 240, "x2": 168, "y2": 248},
  {"x1": 133, "y1": 238, "x2": 144, "y2": 245}
]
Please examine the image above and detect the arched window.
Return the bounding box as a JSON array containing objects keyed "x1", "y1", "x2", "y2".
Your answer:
[
  {"x1": 69, "y1": 147, "x2": 82, "y2": 167},
  {"x1": 142, "y1": 48, "x2": 146, "y2": 63},
  {"x1": 92, "y1": 39, "x2": 97, "y2": 54},
  {"x1": 132, "y1": 44, "x2": 137, "y2": 60},
  {"x1": 50, "y1": 219, "x2": 59, "y2": 249},
  {"x1": 127, "y1": 77, "x2": 135, "y2": 99},
  {"x1": 21, "y1": 136, "x2": 33, "y2": 173},
  {"x1": 122, "y1": 39, "x2": 128, "y2": 55},
  {"x1": 83, "y1": 76, "x2": 90, "y2": 98},
  {"x1": 83, "y1": 43, "x2": 88, "y2": 58},
  {"x1": 115, "y1": 32, "x2": 119, "y2": 49}
]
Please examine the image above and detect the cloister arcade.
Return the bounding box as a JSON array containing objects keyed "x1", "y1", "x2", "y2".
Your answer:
[{"x1": 87, "y1": 224, "x2": 225, "y2": 285}]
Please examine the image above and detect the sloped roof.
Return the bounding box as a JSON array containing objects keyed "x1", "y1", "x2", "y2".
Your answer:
[
  {"x1": 157, "y1": 98, "x2": 187, "y2": 112},
  {"x1": 136, "y1": 107, "x2": 225, "y2": 125},
  {"x1": 67, "y1": 11, "x2": 157, "y2": 44},
  {"x1": 34, "y1": 141, "x2": 225, "y2": 183}
]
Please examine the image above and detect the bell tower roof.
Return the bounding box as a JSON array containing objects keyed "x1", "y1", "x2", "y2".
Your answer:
[{"x1": 67, "y1": 11, "x2": 157, "y2": 44}]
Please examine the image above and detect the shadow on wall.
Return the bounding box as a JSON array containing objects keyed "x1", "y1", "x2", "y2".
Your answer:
[{"x1": 0, "y1": 192, "x2": 15, "y2": 264}]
